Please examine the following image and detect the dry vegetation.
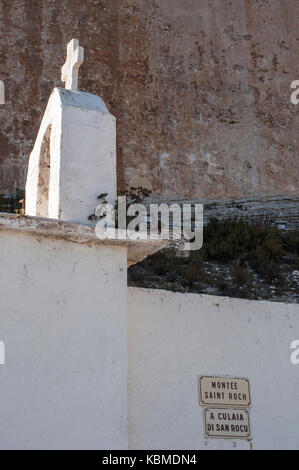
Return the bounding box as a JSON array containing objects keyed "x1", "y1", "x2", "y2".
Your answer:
[{"x1": 129, "y1": 219, "x2": 299, "y2": 303}]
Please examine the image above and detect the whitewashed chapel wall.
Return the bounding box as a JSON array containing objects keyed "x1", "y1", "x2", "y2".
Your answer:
[
  {"x1": 127, "y1": 288, "x2": 299, "y2": 450},
  {"x1": 0, "y1": 230, "x2": 128, "y2": 450}
]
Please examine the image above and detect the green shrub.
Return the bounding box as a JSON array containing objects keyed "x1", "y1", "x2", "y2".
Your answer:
[
  {"x1": 183, "y1": 263, "x2": 205, "y2": 285},
  {"x1": 0, "y1": 190, "x2": 24, "y2": 214},
  {"x1": 282, "y1": 231, "x2": 299, "y2": 257},
  {"x1": 196, "y1": 218, "x2": 284, "y2": 280},
  {"x1": 231, "y1": 265, "x2": 252, "y2": 286},
  {"x1": 128, "y1": 218, "x2": 298, "y2": 299}
]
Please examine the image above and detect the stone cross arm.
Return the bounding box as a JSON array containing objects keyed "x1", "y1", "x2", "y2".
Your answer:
[{"x1": 61, "y1": 39, "x2": 84, "y2": 92}]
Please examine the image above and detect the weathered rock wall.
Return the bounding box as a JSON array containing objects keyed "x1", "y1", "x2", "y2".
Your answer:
[
  {"x1": 0, "y1": 0, "x2": 298, "y2": 199},
  {"x1": 144, "y1": 195, "x2": 299, "y2": 230}
]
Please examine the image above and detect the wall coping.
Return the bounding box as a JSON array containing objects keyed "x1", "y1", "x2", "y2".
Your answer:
[{"x1": 0, "y1": 213, "x2": 167, "y2": 267}]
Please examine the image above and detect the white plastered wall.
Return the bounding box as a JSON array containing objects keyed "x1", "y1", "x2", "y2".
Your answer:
[
  {"x1": 0, "y1": 230, "x2": 127, "y2": 450},
  {"x1": 127, "y1": 288, "x2": 299, "y2": 450}
]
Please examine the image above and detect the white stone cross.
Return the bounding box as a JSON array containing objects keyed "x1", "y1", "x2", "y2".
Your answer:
[
  {"x1": 61, "y1": 39, "x2": 84, "y2": 92},
  {"x1": 0, "y1": 80, "x2": 5, "y2": 104}
]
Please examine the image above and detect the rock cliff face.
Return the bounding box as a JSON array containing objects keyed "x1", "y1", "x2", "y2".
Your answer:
[{"x1": 0, "y1": 0, "x2": 298, "y2": 199}]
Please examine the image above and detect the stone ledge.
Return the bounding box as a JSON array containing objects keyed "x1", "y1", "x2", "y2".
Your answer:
[
  {"x1": 0, "y1": 213, "x2": 167, "y2": 267},
  {"x1": 143, "y1": 195, "x2": 299, "y2": 230}
]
